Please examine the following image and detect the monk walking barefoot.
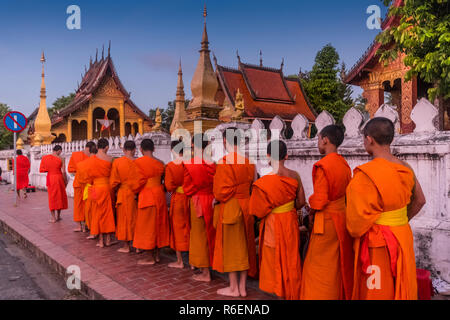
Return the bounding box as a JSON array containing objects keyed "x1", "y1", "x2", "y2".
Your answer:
[
  {"x1": 213, "y1": 128, "x2": 257, "y2": 297},
  {"x1": 131, "y1": 139, "x2": 169, "y2": 265},
  {"x1": 40, "y1": 145, "x2": 68, "y2": 224},
  {"x1": 13, "y1": 150, "x2": 30, "y2": 201},
  {"x1": 250, "y1": 140, "x2": 306, "y2": 300},
  {"x1": 86, "y1": 139, "x2": 116, "y2": 248},
  {"x1": 110, "y1": 140, "x2": 138, "y2": 253},
  {"x1": 183, "y1": 134, "x2": 216, "y2": 282},
  {"x1": 165, "y1": 140, "x2": 190, "y2": 269},
  {"x1": 68, "y1": 142, "x2": 95, "y2": 233},
  {"x1": 346, "y1": 118, "x2": 426, "y2": 300},
  {"x1": 300, "y1": 125, "x2": 354, "y2": 300}
]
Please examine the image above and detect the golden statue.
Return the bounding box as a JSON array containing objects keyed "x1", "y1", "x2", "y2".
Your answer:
[
  {"x1": 219, "y1": 88, "x2": 245, "y2": 122},
  {"x1": 152, "y1": 108, "x2": 162, "y2": 131}
]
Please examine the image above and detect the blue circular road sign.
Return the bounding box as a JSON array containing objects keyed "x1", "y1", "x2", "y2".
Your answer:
[{"x1": 3, "y1": 111, "x2": 28, "y2": 133}]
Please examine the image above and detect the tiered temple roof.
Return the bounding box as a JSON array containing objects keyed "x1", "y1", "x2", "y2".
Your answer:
[{"x1": 215, "y1": 60, "x2": 316, "y2": 121}]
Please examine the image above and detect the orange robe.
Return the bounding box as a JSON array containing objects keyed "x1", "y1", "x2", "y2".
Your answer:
[
  {"x1": 14, "y1": 155, "x2": 30, "y2": 190},
  {"x1": 346, "y1": 158, "x2": 418, "y2": 300},
  {"x1": 132, "y1": 156, "x2": 169, "y2": 250},
  {"x1": 300, "y1": 152, "x2": 354, "y2": 300},
  {"x1": 212, "y1": 152, "x2": 257, "y2": 277},
  {"x1": 183, "y1": 158, "x2": 216, "y2": 268},
  {"x1": 110, "y1": 156, "x2": 138, "y2": 242},
  {"x1": 77, "y1": 157, "x2": 94, "y2": 230},
  {"x1": 68, "y1": 151, "x2": 89, "y2": 222},
  {"x1": 39, "y1": 155, "x2": 68, "y2": 211},
  {"x1": 165, "y1": 160, "x2": 190, "y2": 252},
  {"x1": 250, "y1": 174, "x2": 302, "y2": 300},
  {"x1": 86, "y1": 156, "x2": 115, "y2": 235}
]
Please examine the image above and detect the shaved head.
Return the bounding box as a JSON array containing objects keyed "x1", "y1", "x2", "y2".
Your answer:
[{"x1": 363, "y1": 117, "x2": 395, "y2": 146}]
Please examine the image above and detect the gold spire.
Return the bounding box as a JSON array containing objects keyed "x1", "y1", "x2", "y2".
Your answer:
[
  {"x1": 32, "y1": 51, "x2": 54, "y2": 146},
  {"x1": 171, "y1": 60, "x2": 187, "y2": 133}
]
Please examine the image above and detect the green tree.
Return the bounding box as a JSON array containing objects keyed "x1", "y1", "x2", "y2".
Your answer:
[
  {"x1": 0, "y1": 103, "x2": 14, "y2": 150},
  {"x1": 377, "y1": 0, "x2": 450, "y2": 127},
  {"x1": 354, "y1": 94, "x2": 370, "y2": 120},
  {"x1": 49, "y1": 93, "x2": 75, "y2": 117},
  {"x1": 302, "y1": 44, "x2": 353, "y2": 122}
]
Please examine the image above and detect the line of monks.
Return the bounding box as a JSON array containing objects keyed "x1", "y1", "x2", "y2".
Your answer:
[{"x1": 38, "y1": 117, "x2": 426, "y2": 300}]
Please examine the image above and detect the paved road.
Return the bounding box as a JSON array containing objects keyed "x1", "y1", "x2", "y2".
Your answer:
[{"x1": 0, "y1": 231, "x2": 86, "y2": 300}]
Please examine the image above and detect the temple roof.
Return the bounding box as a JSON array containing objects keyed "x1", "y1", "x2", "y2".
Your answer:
[
  {"x1": 344, "y1": 0, "x2": 403, "y2": 85},
  {"x1": 216, "y1": 61, "x2": 316, "y2": 121},
  {"x1": 51, "y1": 54, "x2": 150, "y2": 125}
]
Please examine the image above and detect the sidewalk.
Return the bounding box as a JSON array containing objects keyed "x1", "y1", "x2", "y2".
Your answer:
[{"x1": 0, "y1": 185, "x2": 274, "y2": 300}]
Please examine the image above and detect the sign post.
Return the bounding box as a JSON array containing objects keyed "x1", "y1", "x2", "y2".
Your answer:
[{"x1": 3, "y1": 111, "x2": 28, "y2": 207}]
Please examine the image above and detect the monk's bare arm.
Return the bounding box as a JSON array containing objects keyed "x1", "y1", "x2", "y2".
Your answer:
[
  {"x1": 295, "y1": 173, "x2": 306, "y2": 210},
  {"x1": 408, "y1": 176, "x2": 426, "y2": 220}
]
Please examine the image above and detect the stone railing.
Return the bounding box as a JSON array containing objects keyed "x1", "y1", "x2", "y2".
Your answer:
[{"x1": 0, "y1": 98, "x2": 449, "y2": 284}]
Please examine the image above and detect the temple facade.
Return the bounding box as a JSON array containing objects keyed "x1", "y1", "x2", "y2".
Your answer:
[
  {"x1": 28, "y1": 46, "x2": 153, "y2": 145},
  {"x1": 171, "y1": 9, "x2": 316, "y2": 134}
]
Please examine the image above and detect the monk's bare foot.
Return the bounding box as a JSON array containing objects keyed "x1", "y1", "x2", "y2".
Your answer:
[
  {"x1": 87, "y1": 235, "x2": 98, "y2": 240},
  {"x1": 135, "y1": 248, "x2": 143, "y2": 254},
  {"x1": 105, "y1": 240, "x2": 118, "y2": 247},
  {"x1": 190, "y1": 264, "x2": 196, "y2": 270},
  {"x1": 239, "y1": 284, "x2": 247, "y2": 298},
  {"x1": 192, "y1": 273, "x2": 211, "y2": 282},
  {"x1": 168, "y1": 261, "x2": 184, "y2": 269},
  {"x1": 49, "y1": 219, "x2": 57, "y2": 224},
  {"x1": 73, "y1": 228, "x2": 83, "y2": 232},
  {"x1": 155, "y1": 254, "x2": 160, "y2": 263},
  {"x1": 96, "y1": 241, "x2": 104, "y2": 248},
  {"x1": 217, "y1": 287, "x2": 240, "y2": 297},
  {"x1": 137, "y1": 258, "x2": 155, "y2": 265},
  {"x1": 117, "y1": 246, "x2": 130, "y2": 253}
]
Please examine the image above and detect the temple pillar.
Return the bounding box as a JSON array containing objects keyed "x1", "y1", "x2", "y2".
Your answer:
[
  {"x1": 119, "y1": 100, "x2": 125, "y2": 137},
  {"x1": 87, "y1": 101, "x2": 93, "y2": 140},
  {"x1": 401, "y1": 77, "x2": 418, "y2": 133},
  {"x1": 391, "y1": 89, "x2": 402, "y2": 109},
  {"x1": 138, "y1": 119, "x2": 144, "y2": 135},
  {"x1": 67, "y1": 118, "x2": 73, "y2": 142},
  {"x1": 363, "y1": 84, "x2": 384, "y2": 118},
  {"x1": 131, "y1": 124, "x2": 136, "y2": 136}
]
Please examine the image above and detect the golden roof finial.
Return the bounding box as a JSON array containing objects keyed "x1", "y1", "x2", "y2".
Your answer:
[{"x1": 203, "y1": 4, "x2": 207, "y2": 20}]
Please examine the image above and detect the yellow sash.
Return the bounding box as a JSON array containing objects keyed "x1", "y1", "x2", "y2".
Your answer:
[
  {"x1": 83, "y1": 184, "x2": 92, "y2": 201},
  {"x1": 271, "y1": 201, "x2": 295, "y2": 213},
  {"x1": 375, "y1": 206, "x2": 408, "y2": 226},
  {"x1": 175, "y1": 186, "x2": 184, "y2": 194}
]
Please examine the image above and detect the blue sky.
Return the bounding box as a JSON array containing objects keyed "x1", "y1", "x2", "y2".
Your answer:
[{"x1": 0, "y1": 0, "x2": 388, "y2": 116}]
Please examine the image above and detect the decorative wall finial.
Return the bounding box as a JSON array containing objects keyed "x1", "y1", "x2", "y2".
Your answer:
[
  {"x1": 236, "y1": 50, "x2": 241, "y2": 64},
  {"x1": 281, "y1": 57, "x2": 284, "y2": 71},
  {"x1": 95, "y1": 48, "x2": 98, "y2": 63},
  {"x1": 102, "y1": 44, "x2": 105, "y2": 60},
  {"x1": 108, "y1": 40, "x2": 111, "y2": 57},
  {"x1": 259, "y1": 50, "x2": 263, "y2": 67}
]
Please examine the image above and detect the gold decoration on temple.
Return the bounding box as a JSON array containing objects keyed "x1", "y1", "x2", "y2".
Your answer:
[
  {"x1": 16, "y1": 138, "x2": 24, "y2": 150},
  {"x1": 152, "y1": 108, "x2": 162, "y2": 131},
  {"x1": 171, "y1": 61, "x2": 187, "y2": 133}
]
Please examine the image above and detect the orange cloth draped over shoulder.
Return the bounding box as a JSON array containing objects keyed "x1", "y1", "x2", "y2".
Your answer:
[
  {"x1": 86, "y1": 156, "x2": 115, "y2": 235},
  {"x1": 110, "y1": 156, "x2": 138, "y2": 242},
  {"x1": 68, "y1": 151, "x2": 89, "y2": 222},
  {"x1": 183, "y1": 157, "x2": 216, "y2": 268},
  {"x1": 300, "y1": 152, "x2": 354, "y2": 300},
  {"x1": 131, "y1": 156, "x2": 169, "y2": 250},
  {"x1": 14, "y1": 155, "x2": 31, "y2": 190},
  {"x1": 250, "y1": 174, "x2": 302, "y2": 300},
  {"x1": 346, "y1": 158, "x2": 418, "y2": 300},
  {"x1": 39, "y1": 155, "x2": 68, "y2": 211},
  {"x1": 76, "y1": 157, "x2": 94, "y2": 229},
  {"x1": 212, "y1": 152, "x2": 257, "y2": 278},
  {"x1": 165, "y1": 160, "x2": 190, "y2": 252}
]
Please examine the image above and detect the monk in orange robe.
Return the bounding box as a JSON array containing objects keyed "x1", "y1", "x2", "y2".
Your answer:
[
  {"x1": 183, "y1": 134, "x2": 216, "y2": 282},
  {"x1": 346, "y1": 117, "x2": 426, "y2": 300},
  {"x1": 132, "y1": 138, "x2": 169, "y2": 265},
  {"x1": 39, "y1": 145, "x2": 68, "y2": 223},
  {"x1": 68, "y1": 142, "x2": 95, "y2": 232},
  {"x1": 250, "y1": 140, "x2": 306, "y2": 300},
  {"x1": 86, "y1": 138, "x2": 116, "y2": 248},
  {"x1": 300, "y1": 125, "x2": 354, "y2": 300},
  {"x1": 212, "y1": 127, "x2": 257, "y2": 297},
  {"x1": 110, "y1": 140, "x2": 138, "y2": 253},
  {"x1": 14, "y1": 150, "x2": 30, "y2": 199},
  {"x1": 165, "y1": 140, "x2": 190, "y2": 268}
]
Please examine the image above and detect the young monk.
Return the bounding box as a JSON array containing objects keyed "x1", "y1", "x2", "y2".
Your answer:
[
  {"x1": 300, "y1": 125, "x2": 354, "y2": 300},
  {"x1": 68, "y1": 142, "x2": 95, "y2": 232},
  {"x1": 76, "y1": 144, "x2": 98, "y2": 238},
  {"x1": 132, "y1": 139, "x2": 169, "y2": 265},
  {"x1": 110, "y1": 140, "x2": 138, "y2": 253},
  {"x1": 165, "y1": 140, "x2": 190, "y2": 268},
  {"x1": 14, "y1": 150, "x2": 31, "y2": 199},
  {"x1": 39, "y1": 145, "x2": 68, "y2": 223},
  {"x1": 346, "y1": 117, "x2": 426, "y2": 300},
  {"x1": 212, "y1": 127, "x2": 257, "y2": 297},
  {"x1": 249, "y1": 140, "x2": 306, "y2": 300},
  {"x1": 183, "y1": 134, "x2": 216, "y2": 282},
  {"x1": 86, "y1": 138, "x2": 116, "y2": 248}
]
